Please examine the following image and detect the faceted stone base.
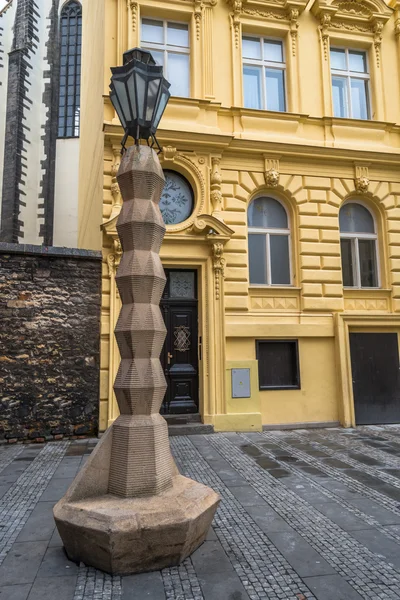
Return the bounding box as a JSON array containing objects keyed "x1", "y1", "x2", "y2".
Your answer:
[{"x1": 53, "y1": 426, "x2": 220, "y2": 575}]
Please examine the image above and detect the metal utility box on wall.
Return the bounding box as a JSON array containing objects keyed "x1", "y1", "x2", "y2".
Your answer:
[{"x1": 231, "y1": 368, "x2": 251, "y2": 398}]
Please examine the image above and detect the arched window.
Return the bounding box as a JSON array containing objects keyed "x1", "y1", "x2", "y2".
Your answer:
[
  {"x1": 248, "y1": 196, "x2": 291, "y2": 285},
  {"x1": 160, "y1": 171, "x2": 194, "y2": 225},
  {"x1": 339, "y1": 202, "x2": 379, "y2": 288},
  {"x1": 58, "y1": 1, "x2": 82, "y2": 138}
]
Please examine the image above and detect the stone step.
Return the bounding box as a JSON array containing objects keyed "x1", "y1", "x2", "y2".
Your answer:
[
  {"x1": 164, "y1": 413, "x2": 202, "y2": 425},
  {"x1": 167, "y1": 423, "x2": 215, "y2": 436}
]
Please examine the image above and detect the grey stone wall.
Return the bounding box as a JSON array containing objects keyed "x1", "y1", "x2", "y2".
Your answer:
[{"x1": 0, "y1": 245, "x2": 101, "y2": 442}]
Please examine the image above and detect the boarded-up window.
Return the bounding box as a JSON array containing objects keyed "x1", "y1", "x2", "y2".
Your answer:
[{"x1": 256, "y1": 340, "x2": 300, "y2": 390}]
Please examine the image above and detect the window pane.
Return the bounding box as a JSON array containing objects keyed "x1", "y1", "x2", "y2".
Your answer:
[
  {"x1": 359, "y1": 239, "x2": 378, "y2": 287},
  {"x1": 169, "y1": 271, "x2": 195, "y2": 298},
  {"x1": 330, "y1": 48, "x2": 346, "y2": 70},
  {"x1": 249, "y1": 234, "x2": 267, "y2": 284},
  {"x1": 150, "y1": 50, "x2": 164, "y2": 67},
  {"x1": 349, "y1": 51, "x2": 367, "y2": 73},
  {"x1": 58, "y1": 1, "x2": 82, "y2": 138},
  {"x1": 339, "y1": 203, "x2": 374, "y2": 233},
  {"x1": 350, "y1": 78, "x2": 369, "y2": 119},
  {"x1": 265, "y1": 69, "x2": 285, "y2": 111},
  {"x1": 332, "y1": 77, "x2": 347, "y2": 117},
  {"x1": 264, "y1": 40, "x2": 283, "y2": 63},
  {"x1": 167, "y1": 22, "x2": 189, "y2": 48},
  {"x1": 257, "y1": 341, "x2": 300, "y2": 388},
  {"x1": 248, "y1": 197, "x2": 288, "y2": 229},
  {"x1": 141, "y1": 19, "x2": 163, "y2": 44},
  {"x1": 341, "y1": 238, "x2": 355, "y2": 287},
  {"x1": 243, "y1": 66, "x2": 262, "y2": 109},
  {"x1": 168, "y1": 53, "x2": 189, "y2": 97},
  {"x1": 270, "y1": 235, "x2": 290, "y2": 285},
  {"x1": 242, "y1": 36, "x2": 261, "y2": 59}
]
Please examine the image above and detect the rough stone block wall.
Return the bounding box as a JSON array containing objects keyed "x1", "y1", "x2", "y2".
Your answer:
[{"x1": 0, "y1": 246, "x2": 101, "y2": 442}]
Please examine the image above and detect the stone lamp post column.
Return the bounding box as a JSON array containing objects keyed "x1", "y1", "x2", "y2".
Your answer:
[{"x1": 53, "y1": 144, "x2": 220, "y2": 574}]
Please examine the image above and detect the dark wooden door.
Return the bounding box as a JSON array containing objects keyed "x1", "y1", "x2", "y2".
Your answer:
[
  {"x1": 160, "y1": 270, "x2": 198, "y2": 414},
  {"x1": 350, "y1": 332, "x2": 400, "y2": 425}
]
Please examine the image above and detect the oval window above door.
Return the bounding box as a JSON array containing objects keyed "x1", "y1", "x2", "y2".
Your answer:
[{"x1": 160, "y1": 171, "x2": 194, "y2": 225}]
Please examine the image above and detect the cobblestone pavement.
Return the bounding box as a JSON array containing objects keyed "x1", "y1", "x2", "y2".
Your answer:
[{"x1": 3, "y1": 428, "x2": 400, "y2": 599}]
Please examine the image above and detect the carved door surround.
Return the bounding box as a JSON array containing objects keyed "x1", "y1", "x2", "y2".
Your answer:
[{"x1": 102, "y1": 209, "x2": 234, "y2": 427}]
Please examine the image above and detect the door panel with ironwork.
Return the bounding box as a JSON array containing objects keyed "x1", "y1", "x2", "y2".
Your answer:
[{"x1": 161, "y1": 270, "x2": 198, "y2": 414}]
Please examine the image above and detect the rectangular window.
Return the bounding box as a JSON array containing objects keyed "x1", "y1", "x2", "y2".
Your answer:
[
  {"x1": 340, "y1": 238, "x2": 355, "y2": 287},
  {"x1": 242, "y1": 35, "x2": 286, "y2": 112},
  {"x1": 330, "y1": 48, "x2": 370, "y2": 119},
  {"x1": 340, "y1": 237, "x2": 379, "y2": 288},
  {"x1": 141, "y1": 18, "x2": 190, "y2": 97},
  {"x1": 256, "y1": 340, "x2": 300, "y2": 390}
]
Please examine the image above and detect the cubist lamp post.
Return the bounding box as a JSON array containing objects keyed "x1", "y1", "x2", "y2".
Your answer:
[{"x1": 53, "y1": 48, "x2": 220, "y2": 575}]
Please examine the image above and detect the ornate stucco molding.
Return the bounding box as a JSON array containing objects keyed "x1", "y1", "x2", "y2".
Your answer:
[
  {"x1": 127, "y1": 0, "x2": 138, "y2": 32},
  {"x1": 106, "y1": 240, "x2": 123, "y2": 276},
  {"x1": 212, "y1": 242, "x2": 225, "y2": 300},
  {"x1": 110, "y1": 146, "x2": 122, "y2": 221},
  {"x1": 194, "y1": 0, "x2": 204, "y2": 40},
  {"x1": 354, "y1": 165, "x2": 370, "y2": 194},
  {"x1": 229, "y1": 0, "x2": 242, "y2": 48},
  {"x1": 210, "y1": 156, "x2": 224, "y2": 220},
  {"x1": 264, "y1": 157, "x2": 280, "y2": 188},
  {"x1": 226, "y1": 0, "x2": 307, "y2": 49},
  {"x1": 191, "y1": 214, "x2": 234, "y2": 239},
  {"x1": 289, "y1": 8, "x2": 300, "y2": 56},
  {"x1": 311, "y1": 0, "x2": 392, "y2": 67},
  {"x1": 395, "y1": 16, "x2": 400, "y2": 37}
]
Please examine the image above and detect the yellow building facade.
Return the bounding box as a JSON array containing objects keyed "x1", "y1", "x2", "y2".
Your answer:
[{"x1": 79, "y1": 0, "x2": 400, "y2": 433}]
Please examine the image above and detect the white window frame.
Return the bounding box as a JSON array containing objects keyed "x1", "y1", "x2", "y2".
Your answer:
[
  {"x1": 248, "y1": 197, "x2": 292, "y2": 287},
  {"x1": 140, "y1": 17, "x2": 190, "y2": 97},
  {"x1": 330, "y1": 47, "x2": 371, "y2": 119},
  {"x1": 242, "y1": 34, "x2": 287, "y2": 112},
  {"x1": 340, "y1": 201, "x2": 380, "y2": 289}
]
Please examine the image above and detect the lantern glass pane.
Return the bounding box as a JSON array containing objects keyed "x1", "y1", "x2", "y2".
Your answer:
[
  {"x1": 146, "y1": 77, "x2": 162, "y2": 121},
  {"x1": 135, "y1": 71, "x2": 147, "y2": 121},
  {"x1": 153, "y1": 87, "x2": 170, "y2": 130},
  {"x1": 125, "y1": 71, "x2": 138, "y2": 120},
  {"x1": 113, "y1": 79, "x2": 130, "y2": 122},
  {"x1": 110, "y1": 90, "x2": 127, "y2": 129}
]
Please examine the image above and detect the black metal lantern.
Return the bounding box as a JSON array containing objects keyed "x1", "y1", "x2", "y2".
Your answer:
[{"x1": 110, "y1": 48, "x2": 171, "y2": 152}]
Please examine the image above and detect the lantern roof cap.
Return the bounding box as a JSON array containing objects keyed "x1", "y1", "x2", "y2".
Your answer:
[{"x1": 123, "y1": 47, "x2": 156, "y2": 66}]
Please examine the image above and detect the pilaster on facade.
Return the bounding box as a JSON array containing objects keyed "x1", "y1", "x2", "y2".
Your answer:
[{"x1": 390, "y1": 0, "x2": 400, "y2": 87}]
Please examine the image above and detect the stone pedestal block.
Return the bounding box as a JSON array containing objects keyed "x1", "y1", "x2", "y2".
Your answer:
[{"x1": 54, "y1": 427, "x2": 219, "y2": 574}]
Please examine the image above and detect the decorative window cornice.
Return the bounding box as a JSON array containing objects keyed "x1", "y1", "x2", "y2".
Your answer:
[
  {"x1": 226, "y1": 0, "x2": 308, "y2": 51},
  {"x1": 311, "y1": 0, "x2": 392, "y2": 67},
  {"x1": 127, "y1": 0, "x2": 217, "y2": 37}
]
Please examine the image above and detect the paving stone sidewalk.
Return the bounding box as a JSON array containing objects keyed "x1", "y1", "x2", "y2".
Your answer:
[{"x1": 2, "y1": 426, "x2": 400, "y2": 599}]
